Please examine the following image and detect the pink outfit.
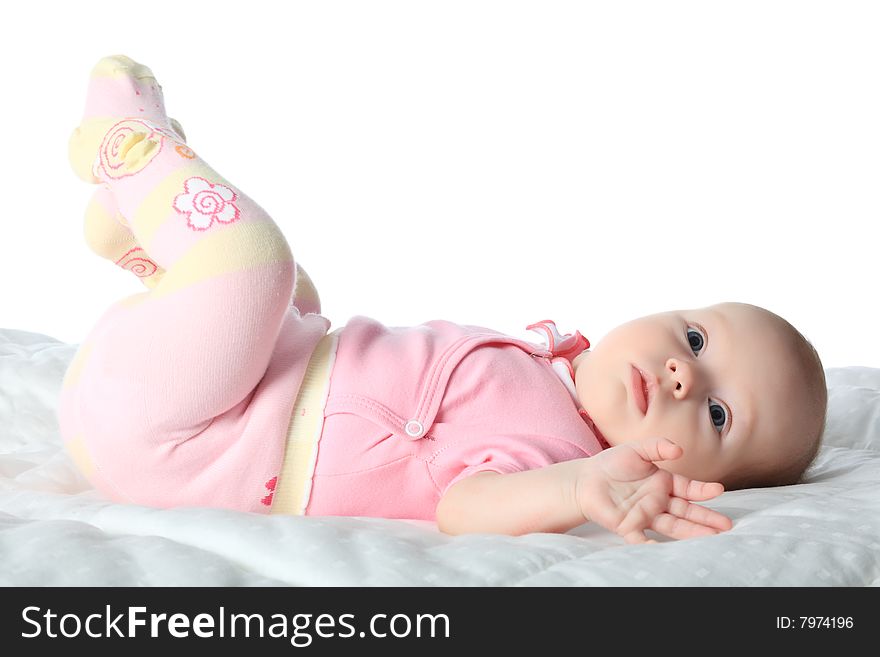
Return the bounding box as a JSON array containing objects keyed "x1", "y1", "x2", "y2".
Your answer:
[
  {"x1": 58, "y1": 56, "x2": 607, "y2": 521},
  {"x1": 61, "y1": 301, "x2": 607, "y2": 518},
  {"x1": 307, "y1": 317, "x2": 607, "y2": 520}
]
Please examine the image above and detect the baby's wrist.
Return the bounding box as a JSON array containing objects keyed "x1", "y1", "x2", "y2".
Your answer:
[{"x1": 572, "y1": 458, "x2": 601, "y2": 523}]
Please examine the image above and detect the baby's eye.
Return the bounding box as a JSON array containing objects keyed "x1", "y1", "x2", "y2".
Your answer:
[
  {"x1": 687, "y1": 326, "x2": 705, "y2": 355},
  {"x1": 709, "y1": 400, "x2": 728, "y2": 432}
]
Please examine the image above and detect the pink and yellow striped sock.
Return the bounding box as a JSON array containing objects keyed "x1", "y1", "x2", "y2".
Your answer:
[
  {"x1": 67, "y1": 55, "x2": 294, "y2": 297},
  {"x1": 69, "y1": 56, "x2": 323, "y2": 311},
  {"x1": 69, "y1": 56, "x2": 184, "y2": 185},
  {"x1": 83, "y1": 184, "x2": 323, "y2": 312}
]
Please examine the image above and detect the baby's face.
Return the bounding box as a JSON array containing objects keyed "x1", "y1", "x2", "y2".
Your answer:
[{"x1": 572, "y1": 303, "x2": 804, "y2": 487}]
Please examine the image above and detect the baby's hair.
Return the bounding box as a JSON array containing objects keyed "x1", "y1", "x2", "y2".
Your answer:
[{"x1": 722, "y1": 303, "x2": 827, "y2": 491}]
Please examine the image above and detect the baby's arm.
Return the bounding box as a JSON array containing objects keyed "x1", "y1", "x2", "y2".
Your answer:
[
  {"x1": 436, "y1": 437, "x2": 733, "y2": 541},
  {"x1": 436, "y1": 460, "x2": 587, "y2": 536}
]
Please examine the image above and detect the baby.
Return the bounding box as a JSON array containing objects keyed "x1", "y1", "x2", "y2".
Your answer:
[{"x1": 59, "y1": 56, "x2": 827, "y2": 544}]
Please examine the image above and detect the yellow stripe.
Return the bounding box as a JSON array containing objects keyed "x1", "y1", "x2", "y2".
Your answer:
[
  {"x1": 117, "y1": 291, "x2": 152, "y2": 309},
  {"x1": 62, "y1": 342, "x2": 94, "y2": 390},
  {"x1": 69, "y1": 117, "x2": 117, "y2": 183},
  {"x1": 150, "y1": 218, "x2": 292, "y2": 298},
  {"x1": 131, "y1": 166, "x2": 200, "y2": 245},
  {"x1": 90, "y1": 56, "x2": 155, "y2": 80},
  {"x1": 65, "y1": 433, "x2": 96, "y2": 477},
  {"x1": 83, "y1": 191, "x2": 136, "y2": 261},
  {"x1": 271, "y1": 330, "x2": 339, "y2": 515}
]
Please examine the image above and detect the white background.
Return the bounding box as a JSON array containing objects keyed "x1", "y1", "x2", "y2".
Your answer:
[{"x1": 1, "y1": 1, "x2": 877, "y2": 367}]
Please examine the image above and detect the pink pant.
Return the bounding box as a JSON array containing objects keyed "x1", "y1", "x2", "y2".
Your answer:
[{"x1": 58, "y1": 120, "x2": 329, "y2": 512}]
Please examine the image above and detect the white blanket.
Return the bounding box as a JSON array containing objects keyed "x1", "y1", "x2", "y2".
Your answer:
[{"x1": 1, "y1": 327, "x2": 878, "y2": 586}]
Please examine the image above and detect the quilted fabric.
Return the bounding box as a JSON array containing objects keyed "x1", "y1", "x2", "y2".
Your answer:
[{"x1": 1, "y1": 328, "x2": 878, "y2": 586}]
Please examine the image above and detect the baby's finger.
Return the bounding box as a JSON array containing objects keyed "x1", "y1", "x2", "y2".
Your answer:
[
  {"x1": 623, "y1": 530, "x2": 651, "y2": 544},
  {"x1": 671, "y1": 473, "x2": 724, "y2": 501},
  {"x1": 651, "y1": 513, "x2": 722, "y2": 541},
  {"x1": 668, "y1": 497, "x2": 734, "y2": 532},
  {"x1": 630, "y1": 437, "x2": 683, "y2": 463}
]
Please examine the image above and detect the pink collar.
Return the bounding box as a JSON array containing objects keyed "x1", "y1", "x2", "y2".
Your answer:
[
  {"x1": 526, "y1": 319, "x2": 610, "y2": 450},
  {"x1": 526, "y1": 319, "x2": 590, "y2": 361}
]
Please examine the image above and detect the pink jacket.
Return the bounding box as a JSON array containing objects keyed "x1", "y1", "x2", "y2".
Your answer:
[{"x1": 305, "y1": 316, "x2": 608, "y2": 520}]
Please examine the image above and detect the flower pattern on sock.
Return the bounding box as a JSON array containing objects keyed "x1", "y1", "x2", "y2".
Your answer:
[
  {"x1": 115, "y1": 247, "x2": 159, "y2": 277},
  {"x1": 175, "y1": 144, "x2": 195, "y2": 159},
  {"x1": 97, "y1": 119, "x2": 170, "y2": 180},
  {"x1": 173, "y1": 176, "x2": 241, "y2": 231}
]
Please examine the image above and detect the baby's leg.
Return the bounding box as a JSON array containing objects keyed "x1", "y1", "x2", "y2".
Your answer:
[
  {"x1": 61, "y1": 56, "x2": 311, "y2": 500},
  {"x1": 83, "y1": 185, "x2": 322, "y2": 311}
]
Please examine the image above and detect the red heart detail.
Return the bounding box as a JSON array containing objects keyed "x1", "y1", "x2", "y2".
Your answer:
[
  {"x1": 261, "y1": 492, "x2": 274, "y2": 506},
  {"x1": 265, "y1": 476, "x2": 277, "y2": 492}
]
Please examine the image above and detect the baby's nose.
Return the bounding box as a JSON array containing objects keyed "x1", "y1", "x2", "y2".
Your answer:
[{"x1": 665, "y1": 358, "x2": 695, "y2": 398}]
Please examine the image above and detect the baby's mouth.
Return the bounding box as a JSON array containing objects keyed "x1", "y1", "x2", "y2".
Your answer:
[{"x1": 630, "y1": 365, "x2": 650, "y2": 415}]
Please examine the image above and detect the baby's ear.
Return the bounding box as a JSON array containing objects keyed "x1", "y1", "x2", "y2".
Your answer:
[{"x1": 169, "y1": 117, "x2": 186, "y2": 142}]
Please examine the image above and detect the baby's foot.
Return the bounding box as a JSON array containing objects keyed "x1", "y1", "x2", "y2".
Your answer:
[{"x1": 68, "y1": 55, "x2": 183, "y2": 184}]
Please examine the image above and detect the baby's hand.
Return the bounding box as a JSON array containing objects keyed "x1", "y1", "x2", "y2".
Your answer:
[{"x1": 576, "y1": 437, "x2": 733, "y2": 543}]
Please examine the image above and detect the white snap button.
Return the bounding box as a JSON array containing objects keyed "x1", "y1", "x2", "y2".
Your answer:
[{"x1": 404, "y1": 419, "x2": 425, "y2": 438}]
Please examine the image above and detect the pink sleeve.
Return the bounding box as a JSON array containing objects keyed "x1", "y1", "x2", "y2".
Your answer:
[{"x1": 438, "y1": 434, "x2": 590, "y2": 498}]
